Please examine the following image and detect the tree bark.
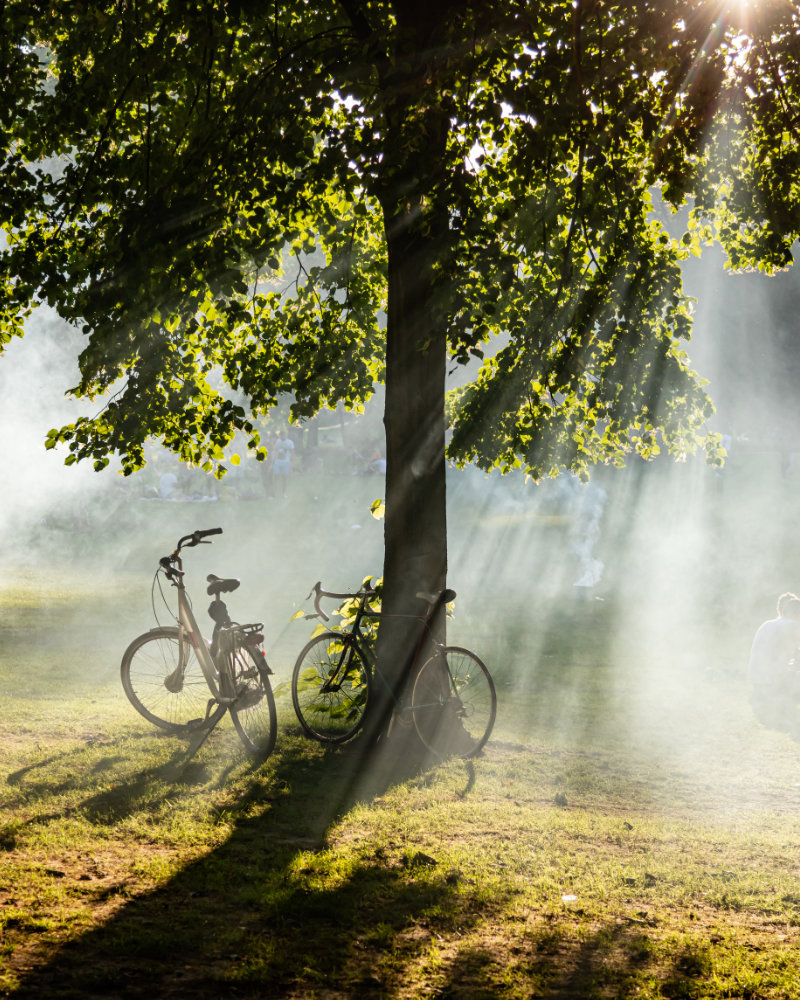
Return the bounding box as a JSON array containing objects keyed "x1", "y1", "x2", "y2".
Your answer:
[
  {"x1": 370, "y1": 206, "x2": 448, "y2": 742},
  {"x1": 360, "y1": 6, "x2": 455, "y2": 749},
  {"x1": 355, "y1": 174, "x2": 449, "y2": 746}
]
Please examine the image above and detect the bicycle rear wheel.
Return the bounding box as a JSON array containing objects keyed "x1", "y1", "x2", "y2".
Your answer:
[
  {"x1": 121, "y1": 627, "x2": 224, "y2": 734},
  {"x1": 411, "y1": 646, "x2": 496, "y2": 758},
  {"x1": 291, "y1": 632, "x2": 371, "y2": 743},
  {"x1": 227, "y1": 643, "x2": 278, "y2": 758}
]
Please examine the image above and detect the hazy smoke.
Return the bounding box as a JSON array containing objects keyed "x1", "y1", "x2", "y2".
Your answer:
[
  {"x1": 0, "y1": 308, "x2": 103, "y2": 547},
  {"x1": 571, "y1": 482, "x2": 607, "y2": 589}
]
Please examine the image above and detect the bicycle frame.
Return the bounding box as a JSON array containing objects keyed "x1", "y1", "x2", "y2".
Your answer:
[
  {"x1": 165, "y1": 559, "x2": 246, "y2": 707},
  {"x1": 313, "y1": 586, "x2": 450, "y2": 710},
  {"x1": 163, "y1": 581, "x2": 210, "y2": 685},
  {"x1": 122, "y1": 527, "x2": 278, "y2": 758},
  {"x1": 293, "y1": 580, "x2": 495, "y2": 756}
]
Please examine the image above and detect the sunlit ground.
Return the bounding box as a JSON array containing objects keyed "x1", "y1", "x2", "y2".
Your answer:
[
  {"x1": 1, "y1": 450, "x2": 800, "y2": 997},
  {"x1": 2, "y1": 446, "x2": 797, "y2": 797}
]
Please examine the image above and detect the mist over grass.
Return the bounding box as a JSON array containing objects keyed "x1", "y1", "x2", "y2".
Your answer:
[
  {"x1": 5, "y1": 302, "x2": 800, "y2": 999},
  {"x1": 2, "y1": 437, "x2": 797, "y2": 782},
  {"x1": 3, "y1": 460, "x2": 800, "y2": 999},
  {"x1": 3, "y1": 292, "x2": 800, "y2": 816}
]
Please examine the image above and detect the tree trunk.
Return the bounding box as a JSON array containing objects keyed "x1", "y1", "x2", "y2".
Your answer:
[
  {"x1": 356, "y1": 1, "x2": 457, "y2": 752},
  {"x1": 369, "y1": 212, "x2": 448, "y2": 745}
]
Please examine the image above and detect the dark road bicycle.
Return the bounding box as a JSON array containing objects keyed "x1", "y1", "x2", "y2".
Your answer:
[
  {"x1": 121, "y1": 528, "x2": 277, "y2": 758},
  {"x1": 292, "y1": 582, "x2": 496, "y2": 758}
]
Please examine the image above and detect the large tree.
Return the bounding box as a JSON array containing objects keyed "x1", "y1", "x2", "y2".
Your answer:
[{"x1": 2, "y1": 1, "x2": 798, "y2": 742}]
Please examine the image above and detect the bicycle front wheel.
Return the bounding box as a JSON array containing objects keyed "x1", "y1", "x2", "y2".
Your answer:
[
  {"x1": 292, "y1": 632, "x2": 371, "y2": 743},
  {"x1": 411, "y1": 646, "x2": 496, "y2": 758},
  {"x1": 121, "y1": 627, "x2": 224, "y2": 734},
  {"x1": 227, "y1": 643, "x2": 278, "y2": 758}
]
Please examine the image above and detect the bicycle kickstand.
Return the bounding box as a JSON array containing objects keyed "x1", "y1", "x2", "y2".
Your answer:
[{"x1": 183, "y1": 697, "x2": 226, "y2": 757}]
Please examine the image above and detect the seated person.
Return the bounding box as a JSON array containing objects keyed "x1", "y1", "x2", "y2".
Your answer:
[{"x1": 748, "y1": 592, "x2": 800, "y2": 730}]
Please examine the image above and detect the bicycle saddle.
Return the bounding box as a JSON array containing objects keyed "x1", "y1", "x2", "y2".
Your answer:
[
  {"x1": 416, "y1": 588, "x2": 457, "y2": 604},
  {"x1": 206, "y1": 574, "x2": 241, "y2": 596}
]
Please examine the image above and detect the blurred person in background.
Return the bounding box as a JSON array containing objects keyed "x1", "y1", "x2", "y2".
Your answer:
[
  {"x1": 748, "y1": 592, "x2": 800, "y2": 732},
  {"x1": 272, "y1": 429, "x2": 295, "y2": 498}
]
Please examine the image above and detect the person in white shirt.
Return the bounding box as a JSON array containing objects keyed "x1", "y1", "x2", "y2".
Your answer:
[
  {"x1": 158, "y1": 471, "x2": 178, "y2": 499},
  {"x1": 748, "y1": 592, "x2": 800, "y2": 730}
]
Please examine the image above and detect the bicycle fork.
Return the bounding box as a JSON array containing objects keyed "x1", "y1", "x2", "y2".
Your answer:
[
  {"x1": 163, "y1": 625, "x2": 196, "y2": 694},
  {"x1": 320, "y1": 642, "x2": 353, "y2": 694}
]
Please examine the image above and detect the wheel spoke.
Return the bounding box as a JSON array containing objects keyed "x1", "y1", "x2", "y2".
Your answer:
[
  {"x1": 121, "y1": 628, "x2": 223, "y2": 734},
  {"x1": 292, "y1": 634, "x2": 370, "y2": 743},
  {"x1": 411, "y1": 647, "x2": 496, "y2": 758},
  {"x1": 228, "y1": 643, "x2": 277, "y2": 757}
]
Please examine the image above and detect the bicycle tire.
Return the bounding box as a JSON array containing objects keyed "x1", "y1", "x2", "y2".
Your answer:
[
  {"x1": 411, "y1": 646, "x2": 496, "y2": 758},
  {"x1": 120, "y1": 627, "x2": 224, "y2": 734},
  {"x1": 291, "y1": 632, "x2": 371, "y2": 743},
  {"x1": 227, "y1": 642, "x2": 278, "y2": 758}
]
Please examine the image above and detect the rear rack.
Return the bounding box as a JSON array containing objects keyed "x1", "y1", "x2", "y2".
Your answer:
[{"x1": 229, "y1": 622, "x2": 265, "y2": 646}]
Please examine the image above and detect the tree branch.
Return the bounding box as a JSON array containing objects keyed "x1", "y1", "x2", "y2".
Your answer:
[{"x1": 337, "y1": 0, "x2": 373, "y2": 42}]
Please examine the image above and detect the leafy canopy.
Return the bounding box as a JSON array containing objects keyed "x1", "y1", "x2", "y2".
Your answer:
[{"x1": 1, "y1": 1, "x2": 798, "y2": 476}]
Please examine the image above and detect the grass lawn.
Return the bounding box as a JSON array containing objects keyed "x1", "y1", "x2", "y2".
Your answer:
[{"x1": 1, "y1": 461, "x2": 800, "y2": 998}]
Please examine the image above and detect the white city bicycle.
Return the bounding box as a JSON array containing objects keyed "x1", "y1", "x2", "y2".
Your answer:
[{"x1": 120, "y1": 528, "x2": 277, "y2": 758}]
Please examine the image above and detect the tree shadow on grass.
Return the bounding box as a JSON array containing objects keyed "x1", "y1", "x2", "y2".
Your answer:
[
  {"x1": 5, "y1": 732, "x2": 719, "y2": 1000},
  {"x1": 3, "y1": 732, "x2": 236, "y2": 837},
  {"x1": 5, "y1": 729, "x2": 488, "y2": 999},
  {"x1": 433, "y1": 921, "x2": 715, "y2": 1000}
]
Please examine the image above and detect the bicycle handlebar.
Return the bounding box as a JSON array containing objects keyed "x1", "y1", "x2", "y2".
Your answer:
[
  {"x1": 307, "y1": 580, "x2": 377, "y2": 622},
  {"x1": 306, "y1": 580, "x2": 456, "y2": 622},
  {"x1": 306, "y1": 581, "x2": 456, "y2": 624},
  {"x1": 176, "y1": 527, "x2": 223, "y2": 550},
  {"x1": 160, "y1": 529, "x2": 223, "y2": 583}
]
